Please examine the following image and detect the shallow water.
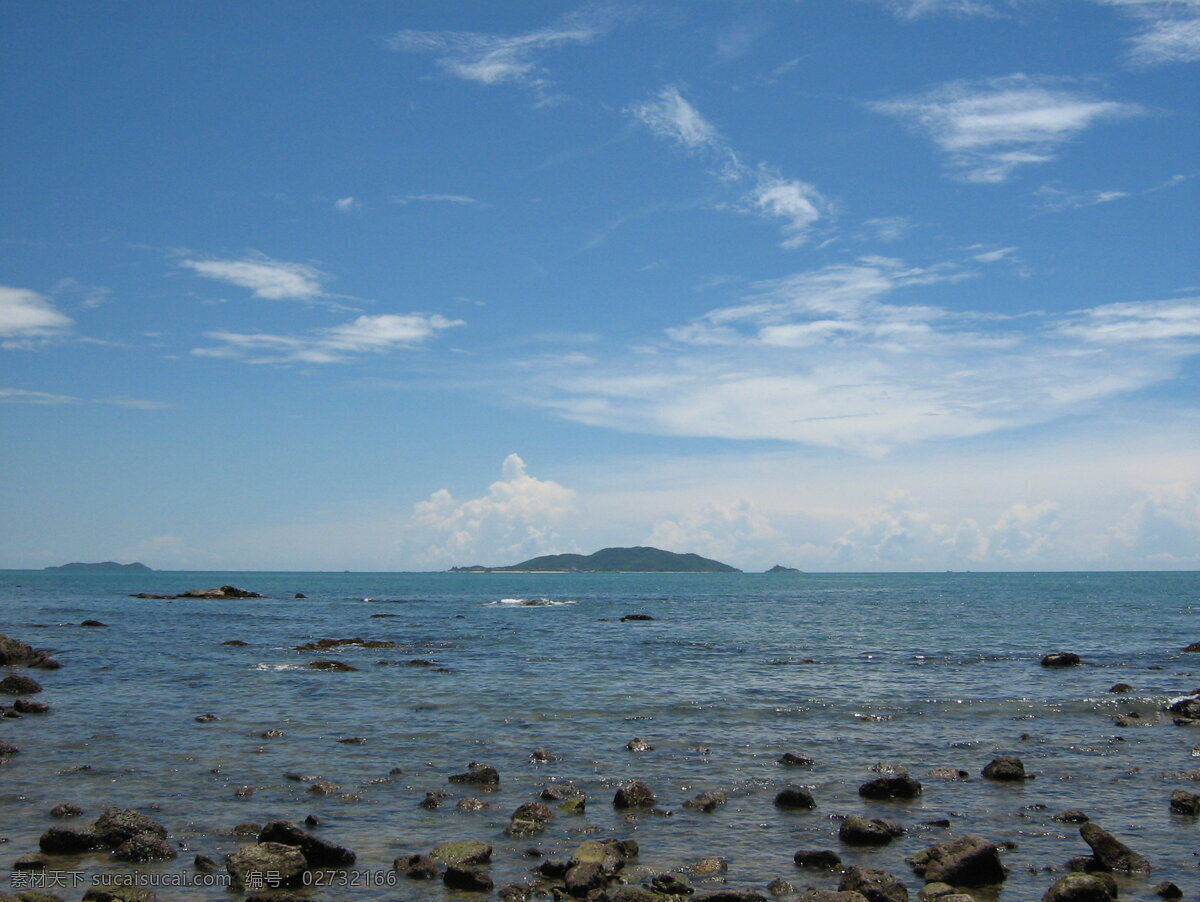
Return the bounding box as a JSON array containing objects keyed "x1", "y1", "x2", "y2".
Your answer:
[{"x1": 1, "y1": 570, "x2": 1197, "y2": 899}]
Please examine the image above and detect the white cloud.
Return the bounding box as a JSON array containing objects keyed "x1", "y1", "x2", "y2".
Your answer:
[
  {"x1": 629, "y1": 86, "x2": 831, "y2": 247},
  {"x1": 874, "y1": 0, "x2": 1006, "y2": 18},
  {"x1": 647, "y1": 499, "x2": 778, "y2": 563},
  {"x1": 405, "y1": 454, "x2": 578, "y2": 568},
  {"x1": 394, "y1": 193, "x2": 484, "y2": 207},
  {"x1": 1035, "y1": 173, "x2": 1193, "y2": 212},
  {"x1": 0, "y1": 387, "x2": 77, "y2": 404},
  {"x1": 629, "y1": 86, "x2": 723, "y2": 151},
  {"x1": 333, "y1": 197, "x2": 361, "y2": 212},
  {"x1": 529, "y1": 258, "x2": 1200, "y2": 454},
  {"x1": 181, "y1": 253, "x2": 326, "y2": 301},
  {"x1": 387, "y1": 8, "x2": 618, "y2": 97},
  {"x1": 872, "y1": 75, "x2": 1142, "y2": 183},
  {"x1": 865, "y1": 217, "x2": 913, "y2": 242},
  {"x1": 193, "y1": 312, "x2": 464, "y2": 365},
  {"x1": 1096, "y1": 0, "x2": 1200, "y2": 65},
  {"x1": 0, "y1": 285, "x2": 73, "y2": 346},
  {"x1": 1109, "y1": 482, "x2": 1200, "y2": 563}
]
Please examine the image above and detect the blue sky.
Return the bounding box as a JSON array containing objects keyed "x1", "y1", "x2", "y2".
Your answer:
[{"x1": 2, "y1": 0, "x2": 1198, "y2": 571}]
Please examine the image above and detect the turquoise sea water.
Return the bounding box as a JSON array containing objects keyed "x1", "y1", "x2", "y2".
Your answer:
[{"x1": 1, "y1": 570, "x2": 1197, "y2": 899}]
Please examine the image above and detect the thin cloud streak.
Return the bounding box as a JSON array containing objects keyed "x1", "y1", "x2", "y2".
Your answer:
[
  {"x1": 871, "y1": 75, "x2": 1143, "y2": 183},
  {"x1": 527, "y1": 258, "x2": 1200, "y2": 454},
  {"x1": 181, "y1": 253, "x2": 326, "y2": 302}
]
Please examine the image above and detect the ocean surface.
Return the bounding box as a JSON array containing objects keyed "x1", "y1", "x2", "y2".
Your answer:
[{"x1": 1, "y1": 569, "x2": 1197, "y2": 900}]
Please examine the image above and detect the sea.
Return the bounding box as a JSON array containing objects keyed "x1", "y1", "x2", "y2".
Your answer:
[{"x1": 1, "y1": 569, "x2": 1197, "y2": 900}]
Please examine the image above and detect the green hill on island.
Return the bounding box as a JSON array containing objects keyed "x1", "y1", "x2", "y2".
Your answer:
[
  {"x1": 44, "y1": 561, "x2": 153, "y2": 571},
  {"x1": 450, "y1": 546, "x2": 740, "y2": 573}
]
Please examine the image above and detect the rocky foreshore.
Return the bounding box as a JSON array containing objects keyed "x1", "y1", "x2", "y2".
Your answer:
[{"x1": 3, "y1": 616, "x2": 1198, "y2": 901}]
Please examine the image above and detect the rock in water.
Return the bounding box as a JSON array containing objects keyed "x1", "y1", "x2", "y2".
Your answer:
[
  {"x1": 1042, "y1": 873, "x2": 1118, "y2": 901},
  {"x1": 430, "y1": 840, "x2": 492, "y2": 866},
  {"x1": 839, "y1": 816, "x2": 902, "y2": 846},
  {"x1": 981, "y1": 756, "x2": 1030, "y2": 781},
  {"x1": 907, "y1": 834, "x2": 1006, "y2": 886},
  {"x1": 774, "y1": 786, "x2": 816, "y2": 810},
  {"x1": 224, "y1": 842, "x2": 307, "y2": 888},
  {"x1": 443, "y1": 865, "x2": 494, "y2": 892},
  {"x1": 839, "y1": 864, "x2": 909, "y2": 902},
  {"x1": 0, "y1": 674, "x2": 42, "y2": 695},
  {"x1": 859, "y1": 774, "x2": 922, "y2": 800},
  {"x1": 258, "y1": 820, "x2": 356, "y2": 867},
  {"x1": 1079, "y1": 823, "x2": 1150, "y2": 872},
  {"x1": 1169, "y1": 789, "x2": 1200, "y2": 815},
  {"x1": 794, "y1": 849, "x2": 841, "y2": 869},
  {"x1": 1041, "y1": 652, "x2": 1081, "y2": 667},
  {"x1": 448, "y1": 763, "x2": 500, "y2": 786},
  {"x1": 613, "y1": 780, "x2": 655, "y2": 809}
]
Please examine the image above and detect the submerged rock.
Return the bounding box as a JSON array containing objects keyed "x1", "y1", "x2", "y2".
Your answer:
[
  {"x1": 794, "y1": 849, "x2": 841, "y2": 869},
  {"x1": 613, "y1": 780, "x2": 655, "y2": 809},
  {"x1": 839, "y1": 864, "x2": 909, "y2": 902},
  {"x1": 779, "y1": 752, "x2": 815, "y2": 766},
  {"x1": 1041, "y1": 652, "x2": 1081, "y2": 667},
  {"x1": 684, "y1": 790, "x2": 728, "y2": 812},
  {"x1": 774, "y1": 786, "x2": 816, "y2": 810},
  {"x1": 258, "y1": 820, "x2": 356, "y2": 867},
  {"x1": 307, "y1": 660, "x2": 357, "y2": 672},
  {"x1": 839, "y1": 816, "x2": 903, "y2": 846},
  {"x1": 924, "y1": 766, "x2": 968, "y2": 781},
  {"x1": 626, "y1": 737, "x2": 654, "y2": 752},
  {"x1": 449, "y1": 763, "x2": 500, "y2": 787},
  {"x1": 1169, "y1": 789, "x2": 1200, "y2": 815}
]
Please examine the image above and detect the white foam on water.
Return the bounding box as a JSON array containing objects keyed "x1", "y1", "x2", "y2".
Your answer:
[
  {"x1": 250, "y1": 663, "x2": 307, "y2": 671},
  {"x1": 485, "y1": 597, "x2": 578, "y2": 607}
]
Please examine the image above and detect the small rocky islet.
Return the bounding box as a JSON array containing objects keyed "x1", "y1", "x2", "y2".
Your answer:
[{"x1": 2, "y1": 581, "x2": 1199, "y2": 900}]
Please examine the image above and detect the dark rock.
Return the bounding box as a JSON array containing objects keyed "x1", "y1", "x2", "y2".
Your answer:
[
  {"x1": 82, "y1": 888, "x2": 158, "y2": 902},
  {"x1": 564, "y1": 862, "x2": 608, "y2": 896},
  {"x1": 1108, "y1": 683, "x2": 1132, "y2": 693},
  {"x1": 180, "y1": 585, "x2": 264, "y2": 599},
  {"x1": 12, "y1": 853, "x2": 50, "y2": 870},
  {"x1": 1052, "y1": 809, "x2": 1089, "y2": 823},
  {"x1": 113, "y1": 832, "x2": 176, "y2": 862},
  {"x1": 13, "y1": 699, "x2": 50, "y2": 713},
  {"x1": 839, "y1": 864, "x2": 909, "y2": 902},
  {"x1": 1041, "y1": 652, "x2": 1081, "y2": 667},
  {"x1": 506, "y1": 801, "x2": 554, "y2": 836},
  {"x1": 774, "y1": 786, "x2": 816, "y2": 810},
  {"x1": 1079, "y1": 822, "x2": 1150, "y2": 872},
  {"x1": 530, "y1": 747, "x2": 561, "y2": 762},
  {"x1": 296, "y1": 636, "x2": 397, "y2": 651},
  {"x1": 0, "y1": 674, "x2": 42, "y2": 695},
  {"x1": 1065, "y1": 856, "x2": 1107, "y2": 873},
  {"x1": 0, "y1": 633, "x2": 59, "y2": 668},
  {"x1": 260, "y1": 729, "x2": 284, "y2": 739},
  {"x1": 258, "y1": 819, "x2": 356, "y2": 866},
  {"x1": 337, "y1": 736, "x2": 365, "y2": 744},
  {"x1": 303, "y1": 814, "x2": 320, "y2": 827},
  {"x1": 224, "y1": 842, "x2": 307, "y2": 888},
  {"x1": 39, "y1": 826, "x2": 102, "y2": 854},
  {"x1": 306, "y1": 779, "x2": 340, "y2": 795},
  {"x1": 193, "y1": 853, "x2": 219, "y2": 872},
  {"x1": 1042, "y1": 873, "x2": 1118, "y2": 901},
  {"x1": 456, "y1": 797, "x2": 491, "y2": 811},
  {"x1": 907, "y1": 834, "x2": 1006, "y2": 886},
  {"x1": 684, "y1": 790, "x2": 728, "y2": 812},
  {"x1": 308, "y1": 660, "x2": 357, "y2": 671},
  {"x1": 80, "y1": 620, "x2": 106, "y2": 628},
  {"x1": 779, "y1": 752, "x2": 815, "y2": 766},
  {"x1": 614, "y1": 780, "x2": 656, "y2": 809},
  {"x1": 498, "y1": 883, "x2": 537, "y2": 902},
  {"x1": 294, "y1": 593, "x2": 306, "y2": 599},
  {"x1": 796, "y1": 892, "x2": 869, "y2": 902},
  {"x1": 232, "y1": 786, "x2": 254, "y2": 798},
  {"x1": 1170, "y1": 789, "x2": 1200, "y2": 815},
  {"x1": 0, "y1": 741, "x2": 17, "y2": 756},
  {"x1": 687, "y1": 857, "x2": 729, "y2": 877},
  {"x1": 444, "y1": 865, "x2": 494, "y2": 893},
  {"x1": 449, "y1": 763, "x2": 500, "y2": 786},
  {"x1": 231, "y1": 822, "x2": 261, "y2": 836},
  {"x1": 794, "y1": 849, "x2": 842, "y2": 869},
  {"x1": 537, "y1": 858, "x2": 570, "y2": 878},
  {"x1": 222, "y1": 640, "x2": 248, "y2": 646},
  {"x1": 626, "y1": 737, "x2": 654, "y2": 752},
  {"x1": 570, "y1": 839, "x2": 631, "y2": 873},
  {"x1": 1155, "y1": 882, "x2": 1183, "y2": 899},
  {"x1": 394, "y1": 853, "x2": 439, "y2": 879},
  {"x1": 621, "y1": 614, "x2": 655, "y2": 621},
  {"x1": 194, "y1": 713, "x2": 219, "y2": 722},
  {"x1": 542, "y1": 782, "x2": 584, "y2": 801},
  {"x1": 1183, "y1": 642, "x2": 1200, "y2": 652},
  {"x1": 430, "y1": 840, "x2": 492, "y2": 866},
  {"x1": 859, "y1": 774, "x2": 922, "y2": 800},
  {"x1": 610, "y1": 889, "x2": 662, "y2": 902},
  {"x1": 49, "y1": 804, "x2": 83, "y2": 818},
  {"x1": 767, "y1": 878, "x2": 795, "y2": 897},
  {"x1": 981, "y1": 756, "x2": 1030, "y2": 781},
  {"x1": 692, "y1": 892, "x2": 767, "y2": 902},
  {"x1": 839, "y1": 816, "x2": 903, "y2": 846},
  {"x1": 648, "y1": 872, "x2": 694, "y2": 894},
  {"x1": 419, "y1": 790, "x2": 446, "y2": 809}
]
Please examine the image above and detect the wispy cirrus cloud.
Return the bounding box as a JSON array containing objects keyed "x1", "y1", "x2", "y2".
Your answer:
[
  {"x1": 1035, "y1": 172, "x2": 1193, "y2": 212},
  {"x1": 394, "y1": 193, "x2": 485, "y2": 207},
  {"x1": 1097, "y1": 0, "x2": 1200, "y2": 65},
  {"x1": 871, "y1": 0, "x2": 1008, "y2": 18},
  {"x1": 0, "y1": 285, "x2": 73, "y2": 348},
  {"x1": 526, "y1": 257, "x2": 1200, "y2": 454},
  {"x1": 871, "y1": 74, "x2": 1143, "y2": 183},
  {"x1": 386, "y1": 7, "x2": 621, "y2": 100},
  {"x1": 193, "y1": 312, "x2": 464, "y2": 365},
  {"x1": 181, "y1": 253, "x2": 326, "y2": 302},
  {"x1": 628, "y1": 86, "x2": 831, "y2": 247},
  {"x1": 0, "y1": 387, "x2": 170, "y2": 409}
]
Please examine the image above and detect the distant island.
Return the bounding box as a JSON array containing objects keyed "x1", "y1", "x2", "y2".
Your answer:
[
  {"x1": 766, "y1": 564, "x2": 802, "y2": 573},
  {"x1": 44, "y1": 561, "x2": 153, "y2": 571},
  {"x1": 450, "y1": 546, "x2": 740, "y2": 573}
]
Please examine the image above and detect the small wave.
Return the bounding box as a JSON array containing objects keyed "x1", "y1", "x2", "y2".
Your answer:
[
  {"x1": 485, "y1": 597, "x2": 578, "y2": 607},
  {"x1": 250, "y1": 663, "x2": 307, "y2": 671}
]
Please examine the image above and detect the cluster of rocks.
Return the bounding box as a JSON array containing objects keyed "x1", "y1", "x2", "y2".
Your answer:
[
  {"x1": 129, "y1": 585, "x2": 264, "y2": 600},
  {"x1": 24, "y1": 807, "x2": 175, "y2": 869},
  {"x1": 213, "y1": 819, "x2": 355, "y2": 889},
  {"x1": 0, "y1": 634, "x2": 60, "y2": 670}
]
